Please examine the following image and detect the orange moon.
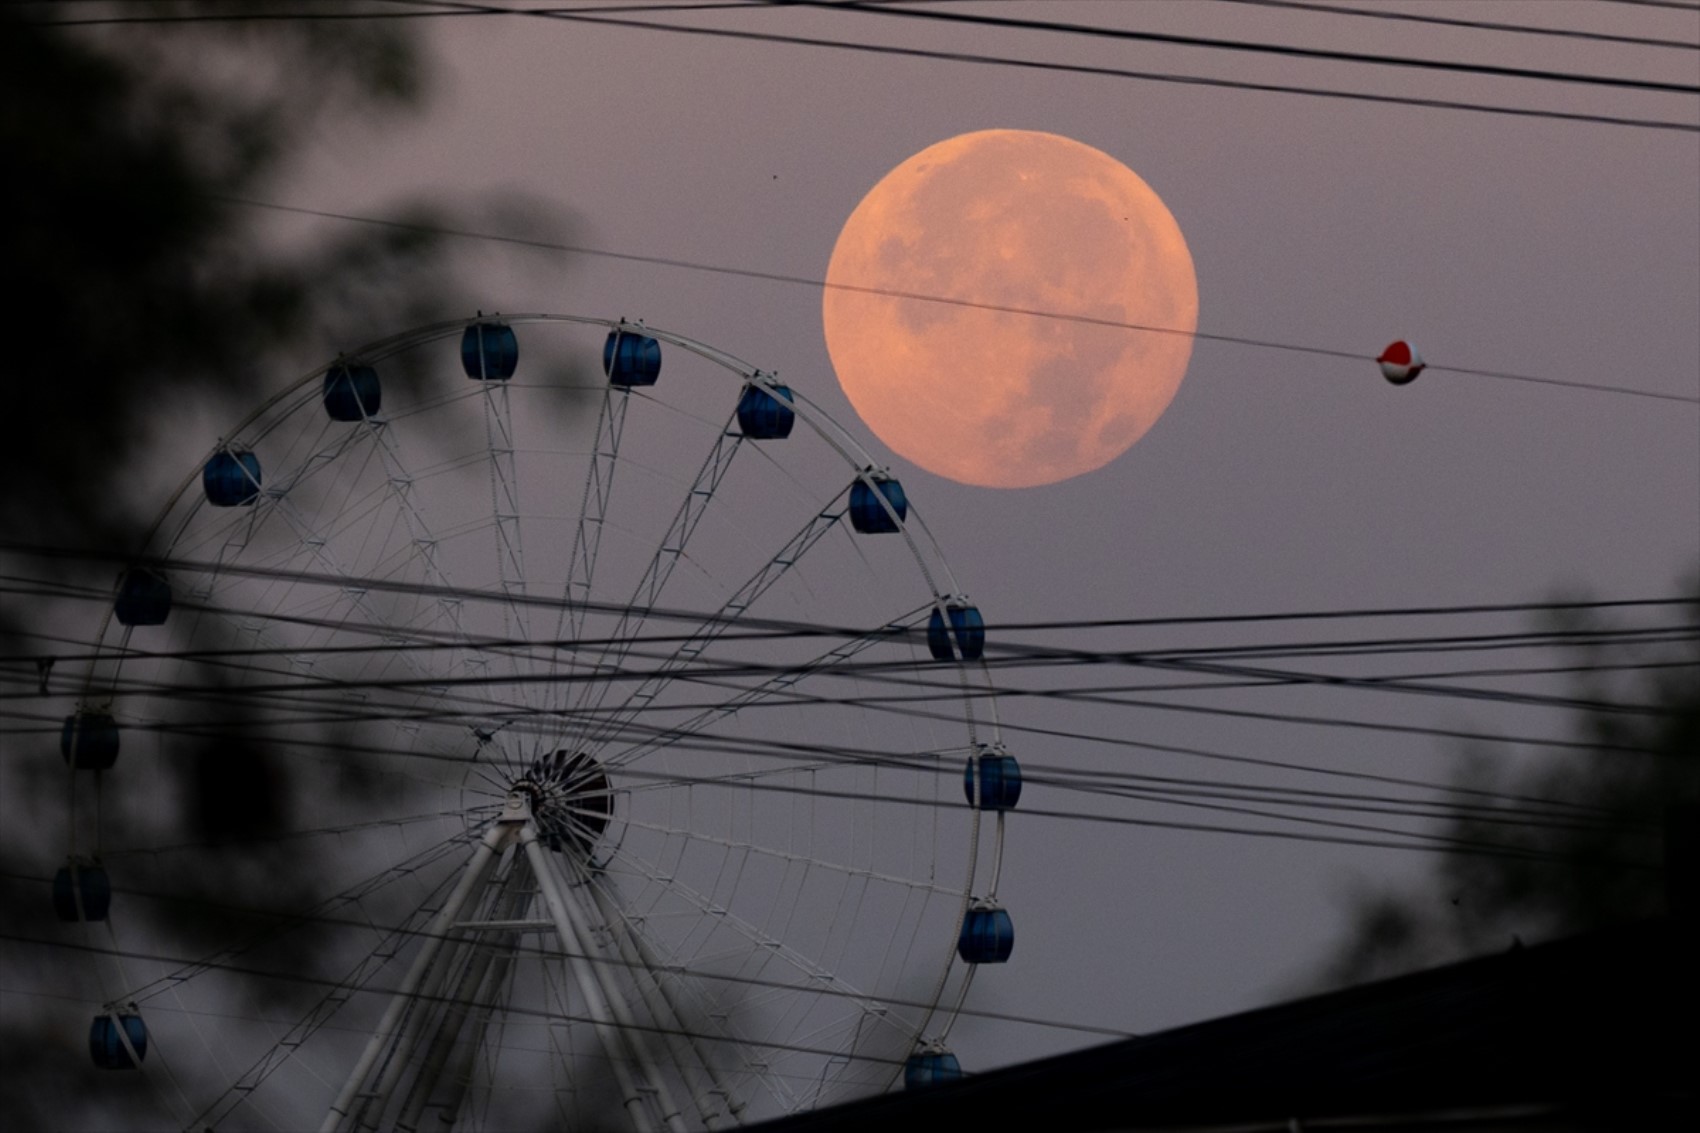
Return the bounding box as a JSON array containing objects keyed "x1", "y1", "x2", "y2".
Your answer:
[{"x1": 823, "y1": 130, "x2": 1198, "y2": 488}]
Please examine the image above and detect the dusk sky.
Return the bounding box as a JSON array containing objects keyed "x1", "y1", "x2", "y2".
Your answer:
[
  {"x1": 8, "y1": 2, "x2": 1699, "y2": 1129},
  {"x1": 278, "y1": 0, "x2": 1698, "y2": 1037}
]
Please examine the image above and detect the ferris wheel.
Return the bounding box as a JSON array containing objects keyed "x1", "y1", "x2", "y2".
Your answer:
[{"x1": 55, "y1": 313, "x2": 1022, "y2": 1131}]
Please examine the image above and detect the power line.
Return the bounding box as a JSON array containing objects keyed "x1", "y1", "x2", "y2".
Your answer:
[
  {"x1": 5, "y1": 554, "x2": 1690, "y2": 763},
  {"x1": 4, "y1": 677, "x2": 1662, "y2": 818},
  {"x1": 41, "y1": 0, "x2": 1700, "y2": 68},
  {"x1": 7, "y1": 547, "x2": 1692, "y2": 634},
  {"x1": 27, "y1": 0, "x2": 764, "y2": 27},
  {"x1": 38, "y1": 0, "x2": 1696, "y2": 130},
  {"x1": 10, "y1": 615, "x2": 1688, "y2": 727},
  {"x1": 7, "y1": 560, "x2": 1690, "y2": 704},
  {"x1": 0, "y1": 885, "x2": 1133, "y2": 1042},
  {"x1": 8, "y1": 616, "x2": 1696, "y2": 686},
  {"x1": 0, "y1": 931, "x2": 910, "y2": 1067},
  {"x1": 7, "y1": 543, "x2": 1694, "y2": 644},
  {"x1": 1215, "y1": 0, "x2": 1700, "y2": 52},
  {"x1": 211, "y1": 196, "x2": 1700, "y2": 406},
  {"x1": 1595, "y1": 0, "x2": 1700, "y2": 13},
  {"x1": 11, "y1": 582, "x2": 1690, "y2": 701},
  {"x1": 67, "y1": 755, "x2": 1620, "y2": 862},
  {"x1": 475, "y1": 2, "x2": 1700, "y2": 133},
  {"x1": 6, "y1": 695, "x2": 1622, "y2": 831},
  {"x1": 13, "y1": 628, "x2": 1691, "y2": 729},
  {"x1": 8, "y1": 663, "x2": 1647, "y2": 836},
  {"x1": 778, "y1": 0, "x2": 1700, "y2": 94},
  {"x1": 13, "y1": 621, "x2": 1688, "y2": 754}
]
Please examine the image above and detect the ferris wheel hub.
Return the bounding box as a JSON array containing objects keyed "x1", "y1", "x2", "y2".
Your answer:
[{"x1": 509, "y1": 749, "x2": 615, "y2": 857}]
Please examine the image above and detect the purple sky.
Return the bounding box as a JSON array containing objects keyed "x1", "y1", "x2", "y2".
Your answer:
[
  {"x1": 290, "y1": 0, "x2": 1696, "y2": 1056},
  {"x1": 21, "y1": 1, "x2": 1700, "y2": 1124}
]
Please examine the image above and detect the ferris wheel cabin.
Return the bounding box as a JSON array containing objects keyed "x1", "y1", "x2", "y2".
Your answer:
[
  {"x1": 605, "y1": 327, "x2": 662, "y2": 387},
  {"x1": 113, "y1": 568, "x2": 171, "y2": 627},
  {"x1": 904, "y1": 1041, "x2": 964, "y2": 1090},
  {"x1": 736, "y1": 381, "x2": 796, "y2": 439},
  {"x1": 53, "y1": 859, "x2": 110, "y2": 922},
  {"x1": 964, "y1": 745, "x2": 1023, "y2": 811},
  {"x1": 202, "y1": 449, "x2": 262, "y2": 507},
  {"x1": 928, "y1": 600, "x2": 985, "y2": 662},
  {"x1": 462, "y1": 319, "x2": 520, "y2": 380},
  {"x1": 959, "y1": 900, "x2": 1015, "y2": 965},
  {"x1": 60, "y1": 712, "x2": 119, "y2": 770},
  {"x1": 849, "y1": 472, "x2": 908, "y2": 533},
  {"x1": 88, "y1": 1011, "x2": 147, "y2": 1070},
  {"x1": 322, "y1": 361, "x2": 382, "y2": 421}
]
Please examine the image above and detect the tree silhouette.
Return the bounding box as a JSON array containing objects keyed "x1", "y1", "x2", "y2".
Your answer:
[
  {"x1": 1326, "y1": 586, "x2": 1699, "y2": 986},
  {"x1": 0, "y1": 7, "x2": 453, "y2": 1126}
]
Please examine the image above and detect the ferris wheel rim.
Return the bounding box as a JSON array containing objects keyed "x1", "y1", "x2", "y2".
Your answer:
[{"x1": 62, "y1": 311, "x2": 1012, "y2": 1130}]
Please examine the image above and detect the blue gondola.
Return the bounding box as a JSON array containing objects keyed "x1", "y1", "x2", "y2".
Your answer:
[
  {"x1": 322, "y1": 362, "x2": 381, "y2": 421},
  {"x1": 958, "y1": 900, "x2": 1014, "y2": 964},
  {"x1": 203, "y1": 450, "x2": 261, "y2": 507},
  {"x1": 89, "y1": 1011, "x2": 147, "y2": 1069},
  {"x1": 927, "y1": 600, "x2": 985, "y2": 662},
  {"x1": 462, "y1": 320, "x2": 519, "y2": 381},
  {"x1": 904, "y1": 1042, "x2": 963, "y2": 1089},
  {"x1": 604, "y1": 328, "x2": 661, "y2": 387},
  {"x1": 53, "y1": 859, "x2": 111, "y2": 922},
  {"x1": 849, "y1": 473, "x2": 907, "y2": 534},
  {"x1": 736, "y1": 382, "x2": 794, "y2": 439},
  {"x1": 114, "y1": 569, "x2": 171, "y2": 627},
  {"x1": 61, "y1": 712, "x2": 119, "y2": 770},
  {"x1": 963, "y1": 745, "x2": 1022, "y2": 811}
]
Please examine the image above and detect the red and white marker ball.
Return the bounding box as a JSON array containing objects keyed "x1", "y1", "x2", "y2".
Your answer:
[{"x1": 1377, "y1": 340, "x2": 1425, "y2": 385}]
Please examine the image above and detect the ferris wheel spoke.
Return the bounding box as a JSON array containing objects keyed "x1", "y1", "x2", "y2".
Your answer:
[
  {"x1": 149, "y1": 488, "x2": 373, "y2": 732},
  {"x1": 122, "y1": 827, "x2": 480, "y2": 1009},
  {"x1": 166, "y1": 434, "x2": 505, "y2": 766},
  {"x1": 128, "y1": 715, "x2": 490, "y2": 800},
  {"x1": 110, "y1": 636, "x2": 547, "y2": 744},
  {"x1": 611, "y1": 748, "x2": 959, "y2": 808},
  {"x1": 604, "y1": 606, "x2": 931, "y2": 769},
  {"x1": 184, "y1": 852, "x2": 468, "y2": 1132},
  {"x1": 83, "y1": 654, "x2": 381, "y2": 727},
  {"x1": 610, "y1": 803, "x2": 956, "y2": 902},
  {"x1": 552, "y1": 383, "x2": 633, "y2": 688},
  {"x1": 265, "y1": 466, "x2": 482, "y2": 724},
  {"x1": 600, "y1": 841, "x2": 909, "y2": 1050},
  {"x1": 583, "y1": 496, "x2": 850, "y2": 758},
  {"x1": 351, "y1": 410, "x2": 520, "y2": 734},
  {"x1": 569, "y1": 878, "x2": 803, "y2": 1119},
  {"x1": 566, "y1": 411, "x2": 747, "y2": 734},
  {"x1": 78, "y1": 313, "x2": 994, "y2": 1128},
  {"x1": 183, "y1": 433, "x2": 393, "y2": 639},
  {"x1": 537, "y1": 954, "x2": 581, "y2": 1127},
  {"x1": 469, "y1": 366, "x2": 544, "y2": 753},
  {"x1": 158, "y1": 407, "x2": 356, "y2": 576},
  {"x1": 80, "y1": 626, "x2": 479, "y2": 718},
  {"x1": 98, "y1": 807, "x2": 468, "y2": 860},
  {"x1": 577, "y1": 864, "x2": 752, "y2": 1127}
]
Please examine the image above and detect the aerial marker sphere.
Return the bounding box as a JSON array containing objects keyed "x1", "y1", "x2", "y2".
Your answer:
[{"x1": 1378, "y1": 340, "x2": 1425, "y2": 385}]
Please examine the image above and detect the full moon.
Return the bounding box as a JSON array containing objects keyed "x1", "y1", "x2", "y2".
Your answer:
[{"x1": 823, "y1": 130, "x2": 1198, "y2": 488}]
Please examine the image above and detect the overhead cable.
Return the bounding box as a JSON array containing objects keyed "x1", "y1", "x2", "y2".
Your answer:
[
  {"x1": 776, "y1": 0, "x2": 1700, "y2": 94},
  {"x1": 209, "y1": 197, "x2": 1700, "y2": 406},
  {"x1": 1215, "y1": 0, "x2": 1700, "y2": 51}
]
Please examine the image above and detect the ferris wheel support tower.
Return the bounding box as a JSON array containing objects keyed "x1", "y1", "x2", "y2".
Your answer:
[{"x1": 322, "y1": 791, "x2": 701, "y2": 1133}]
